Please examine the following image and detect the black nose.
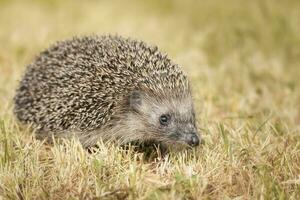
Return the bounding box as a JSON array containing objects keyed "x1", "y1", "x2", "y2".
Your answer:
[{"x1": 186, "y1": 134, "x2": 200, "y2": 147}]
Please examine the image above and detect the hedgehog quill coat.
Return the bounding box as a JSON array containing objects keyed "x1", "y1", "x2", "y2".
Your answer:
[{"x1": 14, "y1": 35, "x2": 200, "y2": 148}]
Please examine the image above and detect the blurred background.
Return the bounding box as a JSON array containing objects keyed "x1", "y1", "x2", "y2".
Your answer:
[
  {"x1": 0, "y1": 0, "x2": 299, "y2": 134},
  {"x1": 0, "y1": 1, "x2": 300, "y2": 198}
]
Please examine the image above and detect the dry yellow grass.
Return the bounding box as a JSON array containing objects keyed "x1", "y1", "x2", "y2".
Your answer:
[{"x1": 0, "y1": 0, "x2": 300, "y2": 199}]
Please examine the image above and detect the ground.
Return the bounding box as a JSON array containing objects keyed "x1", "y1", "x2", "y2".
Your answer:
[{"x1": 0, "y1": 0, "x2": 300, "y2": 199}]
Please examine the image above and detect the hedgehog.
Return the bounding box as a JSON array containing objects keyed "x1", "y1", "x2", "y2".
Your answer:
[{"x1": 14, "y1": 35, "x2": 200, "y2": 149}]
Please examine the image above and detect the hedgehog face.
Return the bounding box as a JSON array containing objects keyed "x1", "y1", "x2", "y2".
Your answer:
[{"x1": 129, "y1": 91, "x2": 200, "y2": 148}]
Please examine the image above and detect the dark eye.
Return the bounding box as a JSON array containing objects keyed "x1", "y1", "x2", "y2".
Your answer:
[{"x1": 159, "y1": 114, "x2": 170, "y2": 126}]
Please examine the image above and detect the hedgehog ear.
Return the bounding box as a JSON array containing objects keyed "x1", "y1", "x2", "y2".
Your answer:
[{"x1": 129, "y1": 90, "x2": 142, "y2": 111}]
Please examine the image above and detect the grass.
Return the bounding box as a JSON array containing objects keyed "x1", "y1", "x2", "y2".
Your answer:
[{"x1": 0, "y1": 0, "x2": 300, "y2": 199}]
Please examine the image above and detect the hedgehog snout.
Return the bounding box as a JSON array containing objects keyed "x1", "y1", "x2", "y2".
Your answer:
[{"x1": 184, "y1": 132, "x2": 200, "y2": 147}]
